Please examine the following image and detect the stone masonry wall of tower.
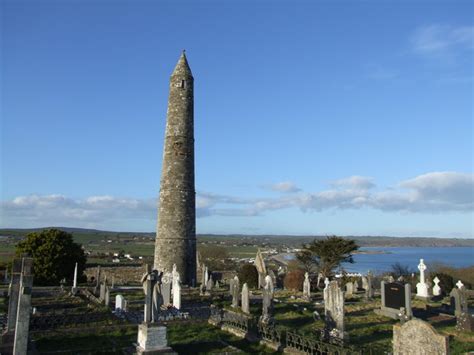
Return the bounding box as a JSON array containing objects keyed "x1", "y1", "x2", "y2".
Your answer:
[{"x1": 154, "y1": 52, "x2": 196, "y2": 285}]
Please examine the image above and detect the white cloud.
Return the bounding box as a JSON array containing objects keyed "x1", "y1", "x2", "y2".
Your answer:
[
  {"x1": 411, "y1": 25, "x2": 474, "y2": 54},
  {"x1": 1, "y1": 172, "x2": 472, "y2": 228},
  {"x1": 264, "y1": 181, "x2": 301, "y2": 193}
]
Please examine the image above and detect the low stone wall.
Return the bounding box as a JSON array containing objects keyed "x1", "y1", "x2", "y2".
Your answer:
[{"x1": 85, "y1": 265, "x2": 144, "y2": 285}]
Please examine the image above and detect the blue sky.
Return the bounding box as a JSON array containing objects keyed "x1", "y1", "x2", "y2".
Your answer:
[{"x1": 1, "y1": 0, "x2": 473, "y2": 237}]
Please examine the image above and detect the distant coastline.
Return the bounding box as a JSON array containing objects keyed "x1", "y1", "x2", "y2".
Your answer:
[{"x1": 0, "y1": 227, "x2": 473, "y2": 248}]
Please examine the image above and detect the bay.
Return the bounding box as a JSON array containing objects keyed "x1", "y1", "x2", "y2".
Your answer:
[{"x1": 344, "y1": 247, "x2": 474, "y2": 274}]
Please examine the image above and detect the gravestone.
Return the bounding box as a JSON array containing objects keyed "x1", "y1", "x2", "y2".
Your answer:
[
  {"x1": 388, "y1": 275, "x2": 395, "y2": 283},
  {"x1": 94, "y1": 265, "x2": 101, "y2": 295},
  {"x1": 456, "y1": 280, "x2": 464, "y2": 289},
  {"x1": 345, "y1": 282, "x2": 354, "y2": 296},
  {"x1": 433, "y1": 276, "x2": 441, "y2": 296},
  {"x1": 71, "y1": 262, "x2": 78, "y2": 295},
  {"x1": 450, "y1": 287, "x2": 468, "y2": 316},
  {"x1": 323, "y1": 281, "x2": 345, "y2": 339},
  {"x1": 377, "y1": 281, "x2": 412, "y2": 320},
  {"x1": 366, "y1": 272, "x2": 374, "y2": 299},
  {"x1": 361, "y1": 276, "x2": 368, "y2": 291},
  {"x1": 123, "y1": 299, "x2": 128, "y2": 312},
  {"x1": 115, "y1": 294, "x2": 125, "y2": 311},
  {"x1": 393, "y1": 319, "x2": 449, "y2": 355},
  {"x1": 317, "y1": 273, "x2": 323, "y2": 289},
  {"x1": 137, "y1": 324, "x2": 173, "y2": 355},
  {"x1": 354, "y1": 279, "x2": 360, "y2": 291},
  {"x1": 105, "y1": 286, "x2": 110, "y2": 306},
  {"x1": 6, "y1": 259, "x2": 22, "y2": 332},
  {"x1": 416, "y1": 259, "x2": 430, "y2": 299},
  {"x1": 255, "y1": 249, "x2": 267, "y2": 289},
  {"x1": 173, "y1": 280, "x2": 181, "y2": 310},
  {"x1": 204, "y1": 266, "x2": 209, "y2": 287},
  {"x1": 268, "y1": 269, "x2": 277, "y2": 287},
  {"x1": 161, "y1": 274, "x2": 172, "y2": 306},
  {"x1": 241, "y1": 283, "x2": 250, "y2": 314},
  {"x1": 13, "y1": 257, "x2": 34, "y2": 355},
  {"x1": 201, "y1": 264, "x2": 207, "y2": 287},
  {"x1": 100, "y1": 283, "x2": 106, "y2": 301},
  {"x1": 231, "y1": 276, "x2": 240, "y2": 308},
  {"x1": 303, "y1": 272, "x2": 311, "y2": 300},
  {"x1": 456, "y1": 312, "x2": 474, "y2": 332},
  {"x1": 206, "y1": 277, "x2": 214, "y2": 292},
  {"x1": 324, "y1": 277, "x2": 330, "y2": 289},
  {"x1": 260, "y1": 276, "x2": 274, "y2": 324}
]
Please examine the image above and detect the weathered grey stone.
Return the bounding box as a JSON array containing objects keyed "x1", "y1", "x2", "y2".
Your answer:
[
  {"x1": 173, "y1": 281, "x2": 181, "y2": 310},
  {"x1": 254, "y1": 249, "x2": 266, "y2": 289},
  {"x1": 323, "y1": 281, "x2": 345, "y2": 339},
  {"x1": 450, "y1": 287, "x2": 468, "y2": 317},
  {"x1": 361, "y1": 276, "x2": 368, "y2": 291},
  {"x1": 136, "y1": 324, "x2": 175, "y2": 354},
  {"x1": 154, "y1": 52, "x2": 196, "y2": 286},
  {"x1": 456, "y1": 312, "x2": 474, "y2": 332},
  {"x1": 260, "y1": 276, "x2": 273, "y2": 324},
  {"x1": 105, "y1": 286, "x2": 110, "y2": 306},
  {"x1": 231, "y1": 276, "x2": 240, "y2": 308},
  {"x1": 161, "y1": 274, "x2": 172, "y2": 306},
  {"x1": 303, "y1": 272, "x2": 311, "y2": 300},
  {"x1": 393, "y1": 319, "x2": 449, "y2": 355},
  {"x1": 241, "y1": 283, "x2": 250, "y2": 314},
  {"x1": 6, "y1": 259, "x2": 22, "y2": 332},
  {"x1": 345, "y1": 282, "x2": 354, "y2": 296},
  {"x1": 13, "y1": 257, "x2": 34, "y2": 355}
]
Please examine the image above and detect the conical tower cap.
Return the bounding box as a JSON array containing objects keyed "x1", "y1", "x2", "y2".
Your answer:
[{"x1": 171, "y1": 50, "x2": 193, "y2": 78}]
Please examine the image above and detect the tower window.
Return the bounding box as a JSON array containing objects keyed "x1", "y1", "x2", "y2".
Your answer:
[{"x1": 180, "y1": 80, "x2": 186, "y2": 88}]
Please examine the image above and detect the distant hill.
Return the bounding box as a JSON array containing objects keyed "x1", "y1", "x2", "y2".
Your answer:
[{"x1": 0, "y1": 227, "x2": 473, "y2": 247}]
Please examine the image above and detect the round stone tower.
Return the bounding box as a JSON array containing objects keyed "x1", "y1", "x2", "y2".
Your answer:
[{"x1": 154, "y1": 51, "x2": 196, "y2": 285}]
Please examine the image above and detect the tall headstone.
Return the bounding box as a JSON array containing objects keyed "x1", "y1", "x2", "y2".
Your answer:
[
  {"x1": 231, "y1": 276, "x2": 240, "y2": 308},
  {"x1": 154, "y1": 51, "x2": 196, "y2": 286},
  {"x1": 303, "y1": 272, "x2": 311, "y2": 300},
  {"x1": 161, "y1": 273, "x2": 172, "y2": 306},
  {"x1": 115, "y1": 294, "x2": 125, "y2": 311},
  {"x1": 241, "y1": 283, "x2": 250, "y2": 314},
  {"x1": 324, "y1": 277, "x2": 330, "y2": 289},
  {"x1": 378, "y1": 281, "x2": 413, "y2": 320},
  {"x1": 71, "y1": 262, "x2": 78, "y2": 294},
  {"x1": 94, "y1": 265, "x2": 101, "y2": 295},
  {"x1": 204, "y1": 266, "x2": 209, "y2": 287},
  {"x1": 345, "y1": 282, "x2": 354, "y2": 296},
  {"x1": 361, "y1": 276, "x2": 368, "y2": 291},
  {"x1": 393, "y1": 319, "x2": 449, "y2": 355},
  {"x1": 173, "y1": 280, "x2": 181, "y2": 310},
  {"x1": 416, "y1": 259, "x2": 430, "y2": 299},
  {"x1": 105, "y1": 286, "x2": 110, "y2": 306},
  {"x1": 6, "y1": 259, "x2": 22, "y2": 332},
  {"x1": 323, "y1": 281, "x2": 345, "y2": 339},
  {"x1": 255, "y1": 249, "x2": 267, "y2": 289},
  {"x1": 366, "y1": 271, "x2": 374, "y2": 299},
  {"x1": 450, "y1": 287, "x2": 468, "y2": 317},
  {"x1": 13, "y1": 257, "x2": 34, "y2": 355},
  {"x1": 260, "y1": 275, "x2": 274, "y2": 324},
  {"x1": 432, "y1": 276, "x2": 441, "y2": 296}
]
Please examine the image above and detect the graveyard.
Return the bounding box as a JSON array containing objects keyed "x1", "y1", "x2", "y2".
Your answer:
[{"x1": 0, "y1": 247, "x2": 473, "y2": 354}]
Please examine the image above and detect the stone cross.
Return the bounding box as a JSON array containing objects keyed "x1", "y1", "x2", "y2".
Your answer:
[
  {"x1": 303, "y1": 272, "x2": 311, "y2": 300},
  {"x1": 324, "y1": 277, "x2": 330, "y2": 289},
  {"x1": 141, "y1": 265, "x2": 161, "y2": 323},
  {"x1": 456, "y1": 280, "x2": 464, "y2": 289},
  {"x1": 231, "y1": 276, "x2": 240, "y2": 308},
  {"x1": 418, "y1": 259, "x2": 427, "y2": 284},
  {"x1": 241, "y1": 283, "x2": 250, "y2": 314},
  {"x1": 13, "y1": 257, "x2": 34, "y2": 355},
  {"x1": 432, "y1": 277, "x2": 441, "y2": 296},
  {"x1": 450, "y1": 287, "x2": 468, "y2": 316},
  {"x1": 416, "y1": 259, "x2": 430, "y2": 299},
  {"x1": 323, "y1": 280, "x2": 345, "y2": 339}
]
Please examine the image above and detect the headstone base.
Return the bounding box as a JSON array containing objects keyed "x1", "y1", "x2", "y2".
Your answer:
[
  {"x1": 375, "y1": 307, "x2": 411, "y2": 320},
  {"x1": 136, "y1": 323, "x2": 175, "y2": 355},
  {"x1": 71, "y1": 287, "x2": 78, "y2": 295}
]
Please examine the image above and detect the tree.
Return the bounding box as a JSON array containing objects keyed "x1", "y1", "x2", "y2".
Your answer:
[
  {"x1": 198, "y1": 245, "x2": 233, "y2": 271},
  {"x1": 390, "y1": 262, "x2": 413, "y2": 278},
  {"x1": 238, "y1": 264, "x2": 259, "y2": 289},
  {"x1": 15, "y1": 229, "x2": 87, "y2": 286},
  {"x1": 284, "y1": 269, "x2": 305, "y2": 291},
  {"x1": 296, "y1": 236, "x2": 358, "y2": 279}
]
